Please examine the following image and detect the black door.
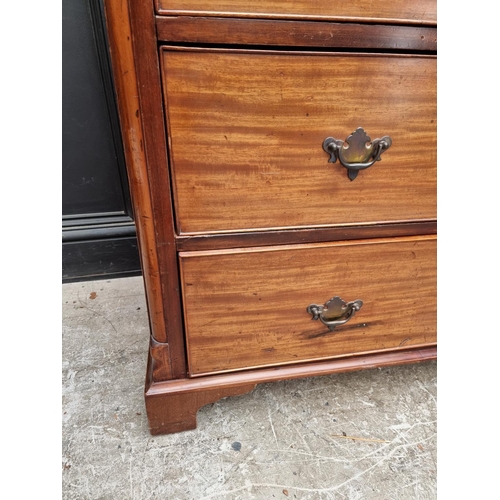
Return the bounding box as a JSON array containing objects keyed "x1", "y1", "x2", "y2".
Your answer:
[{"x1": 62, "y1": 0, "x2": 140, "y2": 282}]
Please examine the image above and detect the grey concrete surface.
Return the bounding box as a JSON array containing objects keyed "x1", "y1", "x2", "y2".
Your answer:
[{"x1": 62, "y1": 276, "x2": 437, "y2": 499}]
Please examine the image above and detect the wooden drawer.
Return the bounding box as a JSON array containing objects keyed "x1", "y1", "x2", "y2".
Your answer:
[
  {"x1": 180, "y1": 235, "x2": 436, "y2": 376},
  {"x1": 161, "y1": 48, "x2": 436, "y2": 235},
  {"x1": 156, "y1": 0, "x2": 437, "y2": 25}
]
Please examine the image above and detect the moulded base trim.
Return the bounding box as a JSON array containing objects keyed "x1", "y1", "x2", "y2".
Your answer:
[{"x1": 144, "y1": 345, "x2": 436, "y2": 435}]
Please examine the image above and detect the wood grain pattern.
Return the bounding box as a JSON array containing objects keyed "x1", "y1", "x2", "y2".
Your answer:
[
  {"x1": 128, "y1": 0, "x2": 187, "y2": 378},
  {"x1": 161, "y1": 48, "x2": 436, "y2": 234},
  {"x1": 149, "y1": 336, "x2": 173, "y2": 381},
  {"x1": 103, "y1": 0, "x2": 170, "y2": 359},
  {"x1": 146, "y1": 345, "x2": 436, "y2": 433},
  {"x1": 145, "y1": 382, "x2": 256, "y2": 434},
  {"x1": 155, "y1": 0, "x2": 437, "y2": 25},
  {"x1": 176, "y1": 220, "x2": 437, "y2": 251},
  {"x1": 156, "y1": 16, "x2": 437, "y2": 51},
  {"x1": 179, "y1": 236, "x2": 436, "y2": 375}
]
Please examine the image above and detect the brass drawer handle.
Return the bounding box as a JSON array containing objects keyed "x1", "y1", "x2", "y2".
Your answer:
[
  {"x1": 323, "y1": 127, "x2": 392, "y2": 181},
  {"x1": 307, "y1": 296, "x2": 363, "y2": 331}
]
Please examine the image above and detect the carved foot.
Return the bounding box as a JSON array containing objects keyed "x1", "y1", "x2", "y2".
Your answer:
[{"x1": 145, "y1": 383, "x2": 256, "y2": 435}]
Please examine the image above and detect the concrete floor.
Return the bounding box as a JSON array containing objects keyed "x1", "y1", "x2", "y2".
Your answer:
[{"x1": 62, "y1": 276, "x2": 437, "y2": 499}]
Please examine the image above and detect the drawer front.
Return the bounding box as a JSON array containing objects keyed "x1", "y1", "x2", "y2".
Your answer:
[
  {"x1": 162, "y1": 49, "x2": 436, "y2": 234},
  {"x1": 180, "y1": 235, "x2": 436, "y2": 376},
  {"x1": 156, "y1": 1, "x2": 437, "y2": 25}
]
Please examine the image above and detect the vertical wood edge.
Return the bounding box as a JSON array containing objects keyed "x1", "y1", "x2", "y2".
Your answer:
[
  {"x1": 127, "y1": 0, "x2": 187, "y2": 377},
  {"x1": 102, "y1": 0, "x2": 169, "y2": 345}
]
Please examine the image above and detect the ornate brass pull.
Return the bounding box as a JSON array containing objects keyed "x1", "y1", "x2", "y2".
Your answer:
[
  {"x1": 307, "y1": 296, "x2": 363, "y2": 331},
  {"x1": 323, "y1": 127, "x2": 392, "y2": 181}
]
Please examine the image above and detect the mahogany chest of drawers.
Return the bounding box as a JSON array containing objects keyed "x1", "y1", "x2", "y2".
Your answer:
[{"x1": 104, "y1": 0, "x2": 437, "y2": 435}]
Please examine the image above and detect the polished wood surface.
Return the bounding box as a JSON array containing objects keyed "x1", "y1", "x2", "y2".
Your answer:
[
  {"x1": 161, "y1": 49, "x2": 436, "y2": 235},
  {"x1": 146, "y1": 382, "x2": 256, "y2": 434},
  {"x1": 176, "y1": 220, "x2": 437, "y2": 252},
  {"x1": 105, "y1": 0, "x2": 437, "y2": 434},
  {"x1": 155, "y1": 0, "x2": 437, "y2": 25},
  {"x1": 180, "y1": 236, "x2": 436, "y2": 375},
  {"x1": 145, "y1": 346, "x2": 436, "y2": 433},
  {"x1": 156, "y1": 16, "x2": 437, "y2": 51},
  {"x1": 127, "y1": 0, "x2": 187, "y2": 377},
  {"x1": 103, "y1": 0, "x2": 170, "y2": 359}
]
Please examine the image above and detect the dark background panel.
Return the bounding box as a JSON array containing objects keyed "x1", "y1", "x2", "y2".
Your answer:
[
  {"x1": 62, "y1": 0, "x2": 140, "y2": 281},
  {"x1": 62, "y1": 237, "x2": 141, "y2": 283},
  {"x1": 63, "y1": 0, "x2": 125, "y2": 216}
]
